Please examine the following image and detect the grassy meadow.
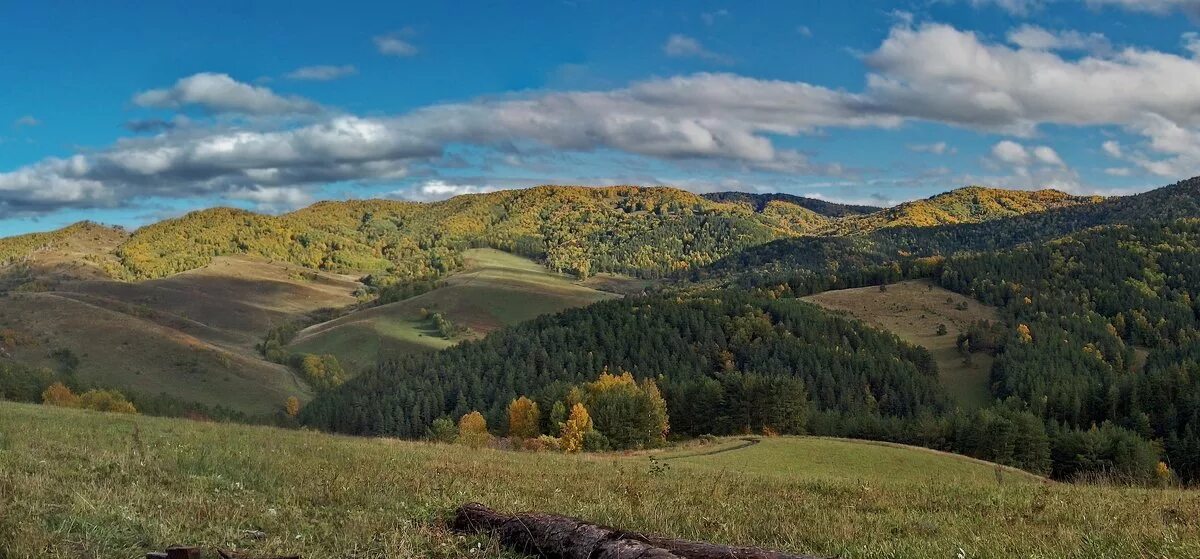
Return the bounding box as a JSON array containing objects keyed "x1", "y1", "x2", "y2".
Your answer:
[
  {"x1": 804, "y1": 280, "x2": 999, "y2": 409},
  {"x1": 288, "y1": 249, "x2": 622, "y2": 372},
  {"x1": 3, "y1": 402, "x2": 1199, "y2": 559}
]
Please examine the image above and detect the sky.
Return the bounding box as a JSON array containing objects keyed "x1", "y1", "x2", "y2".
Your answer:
[{"x1": 3, "y1": 0, "x2": 1200, "y2": 236}]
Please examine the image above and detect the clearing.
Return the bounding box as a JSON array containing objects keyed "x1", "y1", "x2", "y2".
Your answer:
[
  {"x1": 289, "y1": 249, "x2": 627, "y2": 373},
  {"x1": 803, "y1": 279, "x2": 1001, "y2": 409},
  {"x1": 2, "y1": 402, "x2": 1197, "y2": 558}
]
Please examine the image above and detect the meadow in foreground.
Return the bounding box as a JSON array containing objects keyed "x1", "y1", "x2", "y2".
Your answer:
[{"x1": 2, "y1": 402, "x2": 1199, "y2": 559}]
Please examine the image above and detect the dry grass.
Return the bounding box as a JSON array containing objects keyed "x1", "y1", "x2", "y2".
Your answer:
[
  {"x1": 804, "y1": 280, "x2": 1000, "y2": 408},
  {"x1": 2, "y1": 402, "x2": 1198, "y2": 559}
]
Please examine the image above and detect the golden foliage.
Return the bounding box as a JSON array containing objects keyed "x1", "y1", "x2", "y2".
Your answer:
[
  {"x1": 1017, "y1": 323, "x2": 1034, "y2": 344},
  {"x1": 507, "y1": 396, "x2": 540, "y2": 440},
  {"x1": 286, "y1": 396, "x2": 301, "y2": 418},
  {"x1": 456, "y1": 411, "x2": 491, "y2": 449},
  {"x1": 560, "y1": 403, "x2": 592, "y2": 454},
  {"x1": 41, "y1": 382, "x2": 79, "y2": 408}
]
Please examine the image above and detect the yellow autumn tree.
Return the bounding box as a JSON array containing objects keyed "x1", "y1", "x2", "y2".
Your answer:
[
  {"x1": 457, "y1": 411, "x2": 492, "y2": 448},
  {"x1": 507, "y1": 396, "x2": 541, "y2": 440},
  {"x1": 41, "y1": 382, "x2": 79, "y2": 408},
  {"x1": 1017, "y1": 324, "x2": 1033, "y2": 343},
  {"x1": 285, "y1": 396, "x2": 301, "y2": 418},
  {"x1": 560, "y1": 403, "x2": 592, "y2": 453}
]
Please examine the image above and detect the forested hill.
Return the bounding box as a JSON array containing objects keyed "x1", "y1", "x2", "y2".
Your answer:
[
  {"x1": 299, "y1": 292, "x2": 947, "y2": 438},
  {"x1": 702, "y1": 191, "x2": 881, "y2": 217},
  {"x1": 1, "y1": 184, "x2": 1105, "y2": 287},
  {"x1": 700, "y1": 177, "x2": 1200, "y2": 291}
]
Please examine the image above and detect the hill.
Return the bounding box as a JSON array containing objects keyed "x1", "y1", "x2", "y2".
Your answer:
[
  {"x1": 702, "y1": 191, "x2": 881, "y2": 217},
  {"x1": 0, "y1": 255, "x2": 362, "y2": 415},
  {"x1": 288, "y1": 249, "x2": 623, "y2": 372},
  {"x1": 839, "y1": 186, "x2": 1100, "y2": 232},
  {"x1": 804, "y1": 280, "x2": 1001, "y2": 409},
  {"x1": 5, "y1": 402, "x2": 1196, "y2": 559}
]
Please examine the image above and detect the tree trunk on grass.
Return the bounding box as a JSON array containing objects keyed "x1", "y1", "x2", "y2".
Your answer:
[{"x1": 451, "y1": 502, "x2": 828, "y2": 559}]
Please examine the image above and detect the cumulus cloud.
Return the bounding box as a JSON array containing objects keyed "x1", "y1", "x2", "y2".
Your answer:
[
  {"x1": 663, "y1": 34, "x2": 733, "y2": 64},
  {"x1": 374, "y1": 32, "x2": 418, "y2": 57},
  {"x1": 1102, "y1": 140, "x2": 1123, "y2": 158},
  {"x1": 11, "y1": 19, "x2": 1200, "y2": 217},
  {"x1": 391, "y1": 180, "x2": 502, "y2": 201},
  {"x1": 286, "y1": 65, "x2": 358, "y2": 81},
  {"x1": 133, "y1": 73, "x2": 321, "y2": 115}
]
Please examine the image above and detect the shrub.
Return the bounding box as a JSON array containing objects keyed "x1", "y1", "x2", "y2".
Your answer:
[{"x1": 428, "y1": 417, "x2": 457, "y2": 443}]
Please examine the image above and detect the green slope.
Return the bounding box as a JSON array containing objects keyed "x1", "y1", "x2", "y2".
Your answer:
[{"x1": 288, "y1": 249, "x2": 622, "y2": 372}]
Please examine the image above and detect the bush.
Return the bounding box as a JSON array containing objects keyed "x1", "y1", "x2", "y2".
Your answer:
[
  {"x1": 427, "y1": 417, "x2": 457, "y2": 443},
  {"x1": 583, "y1": 430, "x2": 611, "y2": 452}
]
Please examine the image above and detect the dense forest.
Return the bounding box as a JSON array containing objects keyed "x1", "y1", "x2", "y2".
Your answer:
[
  {"x1": 939, "y1": 219, "x2": 1200, "y2": 481},
  {"x1": 299, "y1": 292, "x2": 946, "y2": 437}
]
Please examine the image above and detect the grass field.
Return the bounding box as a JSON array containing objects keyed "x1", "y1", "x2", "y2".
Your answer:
[
  {"x1": 804, "y1": 280, "x2": 1000, "y2": 409},
  {"x1": 289, "y1": 249, "x2": 623, "y2": 373},
  {"x1": 652, "y1": 436, "x2": 1045, "y2": 486},
  {"x1": 3, "y1": 402, "x2": 1199, "y2": 559}
]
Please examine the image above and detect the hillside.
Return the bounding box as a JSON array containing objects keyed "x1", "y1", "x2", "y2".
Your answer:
[
  {"x1": 804, "y1": 280, "x2": 1001, "y2": 409},
  {"x1": 703, "y1": 191, "x2": 880, "y2": 217},
  {"x1": 6, "y1": 402, "x2": 1196, "y2": 559},
  {"x1": 289, "y1": 249, "x2": 622, "y2": 372},
  {"x1": 0, "y1": 256, "x2": 361, "y2": 414},
  {"x1": 839, "y1": 186, "x2": 1100, "y2": 232}
]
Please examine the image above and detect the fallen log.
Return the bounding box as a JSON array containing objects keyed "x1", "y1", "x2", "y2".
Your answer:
[{"x1": 451, "y1": 502, "x2": 829, "y2": 559}]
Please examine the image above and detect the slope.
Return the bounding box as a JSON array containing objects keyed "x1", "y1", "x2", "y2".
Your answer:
[
  {"x1": 4, "y1": 401, "x2": 1196, "y2": 559},
  {"x1": 803, "y1": 280, "x2": 1001, "y2": 409},
  {"x1": 288, "y1": 248, "x2": 622, "y2": 373}
]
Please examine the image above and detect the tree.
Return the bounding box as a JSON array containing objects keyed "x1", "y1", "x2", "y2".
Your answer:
[
  {"x1": 561, "y1": 403, "x2": 592, "y2": 453},
  {"x1": 41, "y1": 382, "x2": 79, "y2": 408},
  {"x1": 936, "y1": 323, "x2": 948, "y2": 336},
  {"x1": 582, "y1": 371, "x2": 670, "y2": 449},
  {"x1": 507, "y1": 396, "x2": 541, "y2": 440},
  {"x1": 457, "y1": 411, "x2": 491, "y2": 448},
  {"x1": 285, "y1": 396, "x2": 300, "y2": 418},
  {"x1": 428, "y1": 417, "x2": 457, "y2": 443}
]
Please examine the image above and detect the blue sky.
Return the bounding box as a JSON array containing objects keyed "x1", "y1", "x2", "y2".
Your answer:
[{"x1": 2, "y1": 0, "x2": 1200, "y2": 236}]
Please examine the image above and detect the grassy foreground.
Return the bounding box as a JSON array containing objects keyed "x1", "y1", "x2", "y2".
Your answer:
[{"x1": 2, "y1": 403, "x2": 1199, "y2": 559}]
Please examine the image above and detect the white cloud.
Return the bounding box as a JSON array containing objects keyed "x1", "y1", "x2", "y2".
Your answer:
[
  {"x1": 663, "y1": 34, "x2": 733, "y2": 64},
  {"x1": 1085, "y1": 0, "x2": 1200, "y2": 15},
  {"x1": 1102, "y1": 140, "x2": 1123, "y2": 158},
  {"x1": 374, "y1": 32, "x2": 418, "y2": 57},
  {"x1": 796, "y1": 25, "x2": 812, "y2": 37},
  {"x1": 393, "y1": 180, "x2": 502, "y2": 201},
  {"x1": 227, "y1": 186, "x2": 313, "y2": 211},
  {"x1": 13, "y1": 116, "x2": 40, "y2": 128},
  {"x1": 967, "y1": 0, "x2": 1045, "y2": 15},
  {"x1": 1007, "y1": 25, "x2": 1110, "y2": 53},
  {"x1": 1105, "y1": 167, "x2": 1133, "y2": 176},
  {"x1": 700, "y1": 9, "x2": 728, "y2": 25},
  {"x1": 908, "y1": 141, "x2": 954, "y2": 155},
  {"x1": 992, "y1": 140, "x2": 1031, "y2": 165},
  {"x1": 286, "y1": 65, "x2": 358, "y2": 81},
  {"x1": 990, "y1": 140, "x2": 1068, "y2": 173},
  {"x1": 133, "y1": 73, "x2": 321, "y2": 115},
  {"x1": 1032, "y1": 145, "x2": 1066, "y2": 166}
]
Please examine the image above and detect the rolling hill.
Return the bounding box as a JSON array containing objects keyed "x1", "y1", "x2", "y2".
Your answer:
[{"x1": 288, "y1": 249, "x2": 625, "y2": 372}]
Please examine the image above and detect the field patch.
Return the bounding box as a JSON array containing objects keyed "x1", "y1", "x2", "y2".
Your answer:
[
  {"x1": 653, "y1": 436, "x2": 1043, "y2": 486},
  {"x1": 804, "y1": 279, "x2": 1001, "y2": 408},
  {"x1": 289, "y1": 249, "x2": 624, "y2": 373}
]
